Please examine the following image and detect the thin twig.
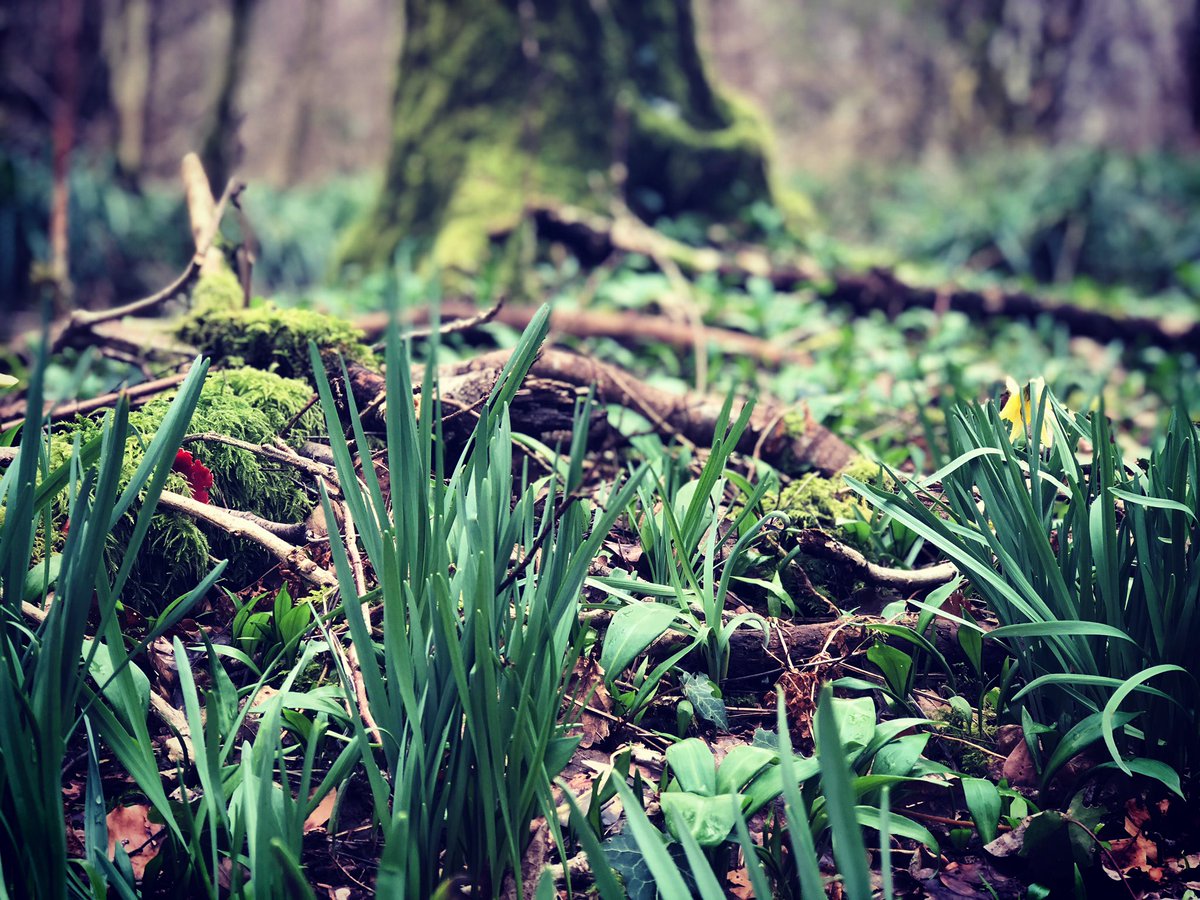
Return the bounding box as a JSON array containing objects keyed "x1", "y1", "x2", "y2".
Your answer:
[
  {"x1": 337, "y1": 498, "x2": 383, "y2": 746},
  {"x1": 181, "y1": 432, "x2": 339, "y2": 490},
  {"x1": 50, "y1": 177, "x2": 245, "y2": 353},
  {"x1": 1, "y1": 370, "x2": 190, "y2": 433},
  {"x1": 370, "y1": 295, "x2": 507, "y2": 351}
]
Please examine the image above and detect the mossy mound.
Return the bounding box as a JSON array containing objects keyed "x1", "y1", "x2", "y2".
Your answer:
[
  {"x1": 51, "y1": 367, "x2": 323, "y2": 612},
  {"x1": 758, "y1": 457, "x2": 895, "y2": 613},
  {"x1": 178, "y1": 297, "x2": 375, "y2": 384},
  {"x1": 762, "y1": 456, "x2": 885, "y2": 532}
]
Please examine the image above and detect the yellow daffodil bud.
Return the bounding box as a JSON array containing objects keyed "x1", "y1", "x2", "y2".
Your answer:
[{"x1": 998, "y1": 377, "x2": 1054, "y2": 447}]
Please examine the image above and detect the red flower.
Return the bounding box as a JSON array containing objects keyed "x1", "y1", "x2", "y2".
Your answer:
[{"x1": 173, "y1": 450, "x2": 214, "y2": 504}]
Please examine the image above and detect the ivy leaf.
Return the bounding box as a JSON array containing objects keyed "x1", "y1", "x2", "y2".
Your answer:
[
  {"x1": 680, "y1": 672, "x2": 729, "y2": 731},
  {"x1": 601, "y1": 830, "x2": 656, "y2": 900}
]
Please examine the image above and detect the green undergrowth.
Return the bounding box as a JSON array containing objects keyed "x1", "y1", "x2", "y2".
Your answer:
[{"x1": 798, "y1": 146, "x2": 1200, "y2": 299}]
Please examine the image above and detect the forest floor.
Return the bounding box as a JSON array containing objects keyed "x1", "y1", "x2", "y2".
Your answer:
[{"x1": 2, "y1": 157, "x2": 1199, "y2": 899}]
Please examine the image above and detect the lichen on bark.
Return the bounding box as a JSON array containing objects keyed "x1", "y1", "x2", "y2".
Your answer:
[{"x1": 338, "y1": 0, "x2": 779, "y2": 274}]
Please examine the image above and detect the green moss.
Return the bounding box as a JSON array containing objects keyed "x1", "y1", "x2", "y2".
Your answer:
[
  {"x1": 48, "y1": 368, "x2": 323, "y2": 612},
  {"x1": 756, "y1": 456, "x2": 896, "y2": 613},
  {"x1": 761, "y1": 460, "x2": 877, "y2": 533},
  {"x1": 177, "y1": 301, "x2": 375, "y2": 383},
  {"x1": 190, "y1": 268, "x2": 244, "y2": 317}
]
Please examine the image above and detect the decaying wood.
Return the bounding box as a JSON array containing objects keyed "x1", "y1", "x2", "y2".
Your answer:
[
  {"x1": 358, "y1": 299, "x2": 814, "y2": 368},
  {"x1": 338, "y1": 348, "x2": 859, "y2": 477},
  {"x1": 645, "y1": 614, "x2": 1002, "y2": 681},
  {"x1": 524, "y1": 200, "x2": 1200, "y2": 354}
]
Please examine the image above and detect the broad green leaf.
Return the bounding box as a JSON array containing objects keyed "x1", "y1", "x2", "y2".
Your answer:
[
  {"x1": 853, "y1": 806, "x2": 939, "y2": 853},
  {"x1": 715, "y1": 745, "x2": 776, "y2": 795},
  {"x1": 598, "y1": 830, "x2": 657, "y2": 900},
  {"x1": 599, "y1": 603, "x2": 680, "y2": 683},
  {"x1": 1041, "y1": 710, "x2": 1137, "y2": 787},
  {"x1": 1090, "y1": 759, "x2": 1183, "y2": 798},
  {"x1": 867, "y1": 641, "x2": 914, "y2": 697},
  {"x1": 610, "y1": 778, "x2": 694, "y2": 900},
  {"x1": 872, "y1": 733, "x2": 930, "y2": 777},
  {"x1": 1100, "y1": 665, "x2": 1188, "y2": 775},
  {"x1": 815, "y1": 694, "x2": 875, "y2": 755},
  {"x1": 665, "y1": 739, "x2": 717, "y2": 796},
  {"x1": 660, "y1": 791, "x2": 740, "y2": 847},
  {"x1": 961, "y1": 776, "x2": 1001, "y2": 843},
  {"x1": 679, "y1": 671, "x2": 729, "y2": 730}
]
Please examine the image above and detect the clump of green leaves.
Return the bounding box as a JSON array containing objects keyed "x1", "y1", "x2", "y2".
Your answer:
[
  {"x1": 0, "y1": 343, "x2": 216, "y2": 897},
  {"x1": 314, "y1": 302, "x2": 644, "y2": 897},
  {"x1": 852, "y1": 386, "x2": 1200, "y2": 782}
]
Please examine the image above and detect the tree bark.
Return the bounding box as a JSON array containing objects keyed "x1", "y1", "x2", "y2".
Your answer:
[{"x1": 339, "y1": 0, "x2": 777, "y2": 273}]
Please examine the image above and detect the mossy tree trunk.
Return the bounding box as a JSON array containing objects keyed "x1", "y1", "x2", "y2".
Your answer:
[{"x1": 340, "y1": 0, "x2": 776, "y2": 273}]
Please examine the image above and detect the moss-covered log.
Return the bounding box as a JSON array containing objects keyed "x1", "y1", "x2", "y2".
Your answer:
[{"x1": 339, "y1": 0, "x2": 777, "y2": 273}]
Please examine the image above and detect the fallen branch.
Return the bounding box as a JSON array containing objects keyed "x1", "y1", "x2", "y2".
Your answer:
[
  {"x1": 50, "y1": 158, "x2": 243, "y2": 354},
  {"x1": 156, "y1": 490, "x2": 335, "y2": 591},
  {"x1": 0, "y1": 370, "x2": 191, "y2": 433},
  {"x1": 642, "y1": 614, "x2": 1002, "y2": 681},
  {"x1": 524, "y1": 201, "x2": 1200, "y2": 354},
  {"x1": 336, "y1": 349, "x2": 858, "y2": 477},
  {"x1": 359, "y1": 299, "x2": 813, "y2": 368},
  {"x1": 791, "y1": 529, "x2": 959, "y2": 590},
  {"x1": 366, "y1": 295, "x2": 508, "y2": 349}
]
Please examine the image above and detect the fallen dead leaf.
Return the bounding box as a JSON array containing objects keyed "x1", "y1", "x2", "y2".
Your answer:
[
  {"x1": 776, "y1": 668, "x2": 820, "y2": 747},
  {"x1": 303, "y1": 788, "x2": 337, "y2": 834},
  {"x1": 1105, "y1": 832, "x2": 1161, "y2": 881},
  {"x1": 147, "y1": 636, "x2": 177, "y2": 694},
  {"x1": 728, "y1": 865, "x2": 754, "y2": 899},
  {"x1": 1001, "y1": 737, "x2": 1037, "y2": 789},
  {"x1": 563, "y1": 658, "x2": 612, "y2": 749},
  {"x1": 106, "y1": 803, "x2": 161, "y2": 880}
]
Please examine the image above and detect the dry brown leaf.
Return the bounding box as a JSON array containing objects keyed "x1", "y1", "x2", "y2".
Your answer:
[
  {"x1": 303, "y1": 788, "x2": 337, "y2": 833},
  {"x1": 106, "y1": 803, "x2": 161, "y2": 879},
  {"x1": 728, "y1": 866, "x2": 754, "y2": 899},
  {"x1": 776, "y1": 668, "x2": 820, "y2": 746},
  {"x1": 147, "y1": 636, "x2": 177, "y2": 693},
  {"x1": 1000, "y1": 737, "x2": 1038, "y2": 789},
  {"x1": 563, "y1": 658, "x2": 612, "y2": 749},
  {"x1": 1105, "y1": 832, "x2": 1161, "y2": 881}
]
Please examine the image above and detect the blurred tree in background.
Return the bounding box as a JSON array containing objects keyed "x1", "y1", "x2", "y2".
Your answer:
[{"x1": 338, "y1": 0, "x2": 778, "y2": 273}]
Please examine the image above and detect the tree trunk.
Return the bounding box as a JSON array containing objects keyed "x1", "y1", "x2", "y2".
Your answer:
[
  {"x1": 103, "y1": 0, "x2": 154, "y2": 183},
  {"x1": 339, "y1": 0, "x2": 777, "y2": 273},
  {"x1": 200, "y1": 0, "x2": 258, "y2": 190}
]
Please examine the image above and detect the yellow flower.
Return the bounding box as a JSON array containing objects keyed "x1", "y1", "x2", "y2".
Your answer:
[
  {"x1": 998, "y1": 377, "x2": 1054, "y2": 447},
  {"x1": 0, "y1": 374, "x2": 16, "y2": 390}
]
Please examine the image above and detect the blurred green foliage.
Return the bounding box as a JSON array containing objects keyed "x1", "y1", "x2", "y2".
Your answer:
[
  {"x1": 800, "y1": 147, "x2": 1200, "y2": 297},
  {"x1": 0, "y1": 150, "x2": 375, "y2": 310}
]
